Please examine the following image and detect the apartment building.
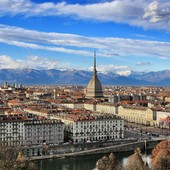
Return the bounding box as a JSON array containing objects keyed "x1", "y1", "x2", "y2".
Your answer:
[
  {"x1": 118, "y1": 106, "x2": 156, "y2": 125},
  {"x1": 24, "y1": 120, "x2": 64, "y2": 145},
  {"x1": 84, "y1": 102, "x2": 96, "y2": 111},
  {"x1": 62, "y1": 102, "x2": 84, "y2": 109},
  {"x1": 156, "y1": 111, "x2": 170, "y2": 128},
  {"x1": 53, "y1": 114, "x2": 124, "y2": 143},
  {"x1": 0, "y1": 114, "x2": 64, "y2": 146},
  {"x1": 96, "y1": 103, "x2": 118, "y2": 115},
  {"x1": 0, "y1": 115, "x2": 25, "y2": 146},
  {"x1": 108, "y1": 94, "x2": 146, "y2": 103},
  {"x1": 24, "y1": 107, "x2": 50, "y2": 117}
]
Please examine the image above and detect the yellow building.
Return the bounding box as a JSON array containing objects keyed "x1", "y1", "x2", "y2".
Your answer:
[
  {"x1": 118, "y1": 106, "x2": 156, "y2": 126},
  {"x1": 96, "y1": 103, "x2": 117, "y2": 115},
  {"x1": 164, "y1": 96, "x2": 170, "y2": 102}
]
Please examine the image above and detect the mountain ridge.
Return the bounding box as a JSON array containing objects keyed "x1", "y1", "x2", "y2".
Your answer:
[{"x1": 0, "y1": 68, "x2": 170, "y2": 86}]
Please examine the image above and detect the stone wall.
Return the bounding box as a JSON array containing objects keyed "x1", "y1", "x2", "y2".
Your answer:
[{"x1": 23, "y1": 139, "x2": 162, "y2": 158}]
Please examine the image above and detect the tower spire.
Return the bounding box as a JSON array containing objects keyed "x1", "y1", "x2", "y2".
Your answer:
[
  {"x1": 94, "y1": 50, "x2": 96, "y2": 70},
  {"x1": 94, "y1": 50, "x2": 97, "y2": 76},
  {"x1": 85, "y1": 51, "x2": 103, "y2": 98}
]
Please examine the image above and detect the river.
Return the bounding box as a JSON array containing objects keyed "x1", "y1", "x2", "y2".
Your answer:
[{"x1": 36, "y1": 150, "x2": 151, "y2": 170}]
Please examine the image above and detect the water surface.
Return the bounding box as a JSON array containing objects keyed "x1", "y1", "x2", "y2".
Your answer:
[{"x1": 36, "y1": 150, "x2": 151, "y2": 170}]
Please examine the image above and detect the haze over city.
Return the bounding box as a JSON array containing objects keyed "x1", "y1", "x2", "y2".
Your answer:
[{"x1": 0, "y1": 0, "x2": 170, "y2": 76}]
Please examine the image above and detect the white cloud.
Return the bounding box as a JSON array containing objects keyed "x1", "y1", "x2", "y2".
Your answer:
[
  {"x1": 116, "y1": 70, "x2": 132, "y2": 76},
  {"x1": 0, "y1": 0, "x2": 145, "y2": 20},
  {"x1": 0, "y1": 55, "x2": 131, "y2": 75},
  {"x1": 0, "y1": 55, "x2": 61, "y2": 69},
  {"x1": 0, "y1": 24, "x2": 170, "y2": 59},
  {"x1": 0, "y1": 0, "x2": 170, "y2": 30},
  {"x1": 136, "y1": 61, "x2": 151, "y2": 66},
  {"x1": 89, "y1": 64, "x2": 131, "y2": 75},
  {"x1": 143, "y1": 1, "x2": 160, "y2": 23},
  {"x1": 133, "y1": 34, "x2": 155, "y2": 39},
  {"x1": 143, "y1": 1, "x2": 170, "y2": 24},
  {"x1": 0, "y1": 55, "x2": 18, "y2": 68}
]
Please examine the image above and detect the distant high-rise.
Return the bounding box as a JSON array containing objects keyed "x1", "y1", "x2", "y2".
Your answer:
[
  {"x1": 53, "y1": 89, "x2": 57, "y2": 99},
  {"x1": 85, "y1": 51, "x2": 104, "y2": 98},
  {"x1": 3, "y1": 82, "x2": 8, "y2": 89}
]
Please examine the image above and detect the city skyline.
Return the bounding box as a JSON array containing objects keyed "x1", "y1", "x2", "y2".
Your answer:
[{"x1": 0, "y1": 0, "x2": 170, "y2": 76}]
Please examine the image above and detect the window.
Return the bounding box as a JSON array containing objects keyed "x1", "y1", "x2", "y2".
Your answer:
[{"x1": 153, "y1": 111, "x2": 157, "y2": 120}]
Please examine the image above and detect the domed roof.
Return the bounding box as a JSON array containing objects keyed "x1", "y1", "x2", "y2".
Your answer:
[{"x1": 85, "y1": 52, "x2": 103, "y2": 98}]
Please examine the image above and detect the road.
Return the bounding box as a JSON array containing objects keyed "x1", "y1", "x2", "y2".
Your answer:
[{"x1": 124, "y1": 121, "x2": 170, "y2": 138}]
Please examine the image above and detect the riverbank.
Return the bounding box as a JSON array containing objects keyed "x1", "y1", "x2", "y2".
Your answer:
[
  {"x1": 29, "y1": 139, "x2": 162, "y2": 161},
  {"x1": 36, "y1": 149, "x2": 152, "y2": 170}
]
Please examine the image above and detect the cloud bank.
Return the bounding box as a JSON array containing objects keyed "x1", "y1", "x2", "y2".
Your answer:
[
  {"x1": 89, "y1": 64, "x2": 131, "y2": 75},
  {"x1": 0, "y1": 55, "x2": 60, "y2": 70},
  {"x1": 0, "y1": 0, "x2": 170, "y2": 30},
  {"x1": 0, "y1": 24, "x2": 170, "y2": 59},
  {"x1": 0, "y1": 55, "x2": 131, "y2": 75}
]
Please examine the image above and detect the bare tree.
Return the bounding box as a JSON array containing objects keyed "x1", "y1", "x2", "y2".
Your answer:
[
  {"x1": 125, "y1": 148, "x2": 149, "y2": 170},
  {"x1": 151, "y1": 140, "x2": 170, "y2": 159},
  {"x1": 0, "y1": 145, "x2": 38, "y2": 170},
  {"x1": 96, "y1": 153, "x2": 123, "y2": 170},
  {"x1": 151, "y1": 140, "x2": 170, "y2": 170},
  {"x1": 0, "y1": 146, "x2": 18, "y2": 170}
]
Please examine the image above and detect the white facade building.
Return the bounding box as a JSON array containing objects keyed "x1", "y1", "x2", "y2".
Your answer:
[
  {"x1": 156, "y1": 111, "x2": 170, "y2": 128},
  {"x1": 58, "y1": 114, "x2": 124, "y2": 143},
  {"x1": 0, "y1": 115, "x2": 25, "y2": 146},
  {"x1": 0, "y1": 115, "x2": 64, "y2": 146}
]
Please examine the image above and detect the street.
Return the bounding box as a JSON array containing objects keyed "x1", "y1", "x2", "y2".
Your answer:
[{"x1": 124, "y1": 121, "x2": 170, "y2": 139}]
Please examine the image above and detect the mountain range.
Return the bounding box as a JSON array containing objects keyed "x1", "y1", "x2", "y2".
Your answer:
[{"x1": 0, "y1": 68, "x2": 170, "y2": 86}]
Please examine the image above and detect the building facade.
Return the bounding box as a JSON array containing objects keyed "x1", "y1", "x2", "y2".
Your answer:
[
  {"x1": 0, "y1": 115, "x2": 25, "y2": 146},
  {"x1": 24, "y1": 120, "x2": 64, "y2": 145},
  {"x1": 0, "y1": 115, "x2": 64, "y2": 146},
  {"x1": 96, "y1": 103, "x2": 118, "y2": 114},
  {"x1": 156, "y1": 111, "x2": 170, "y2": 129},
  {"x1": 59, "y1": 115, "x2": 124, "y2": 143},
  {"x1": 118, "y1": 106, "x2": 156, "y2": 126},
  {"x1": 108, "y1": 94, "x2": 146, "y2": 103}
]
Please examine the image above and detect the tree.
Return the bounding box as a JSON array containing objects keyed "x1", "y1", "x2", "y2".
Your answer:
[
  {"x1": 125, "y1": 148, "x2": 149, "y2": 170},
  {"x1": 0, "y1": 145, "x2": 38, "y2": 170},
  {"x1": 151, "y1": 140, "x2": 170, "y2": 159},
  {"x1": 151, "y1": 140, "x2": 170, "y2": 170},
  {"x1": 96, "y1": 153, "x2": 123, "y2": 170},
  {"x1": 152, "y1": 149, "x2": 170, "y2": 170},
  {"x1": 95, "y1": 141, "x2": 170, "y2": 170},
  {"x1": 0, "y1": 146, "x2": 18, "y2": 170}
]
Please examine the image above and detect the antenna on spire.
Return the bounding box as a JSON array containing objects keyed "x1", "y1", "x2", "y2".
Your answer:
[
  {"x1": 93, "y1": 50, "x2": 97, "y2": 76},
  {"x1": 94, "y1": 50, "x2": 96, "y2": 70}
]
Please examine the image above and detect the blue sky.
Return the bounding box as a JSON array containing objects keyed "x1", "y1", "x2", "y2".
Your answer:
[{"x1": 0, "y1": 0, "x2": 170, "y2": 75}]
